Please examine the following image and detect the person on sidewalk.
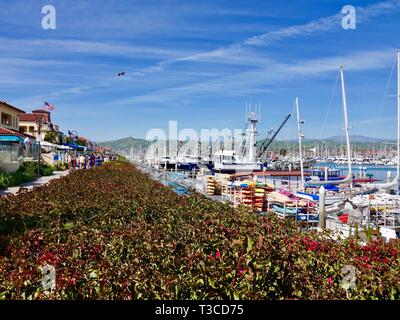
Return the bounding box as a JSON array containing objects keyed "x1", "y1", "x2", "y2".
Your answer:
[
  {"x1": 89, "y1": 153, "x2": 96, "y2": 168},
  {"x1": 79, "y1": 154, "x2": 86, "y2": 169},
  {"x1": 66, "y1": 153, "x2": 73, "y2": 171}
]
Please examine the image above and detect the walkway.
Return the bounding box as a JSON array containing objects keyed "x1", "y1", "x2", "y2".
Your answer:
[{"x1": 0, "y1": 171, "x2": 69, "y2": 196}]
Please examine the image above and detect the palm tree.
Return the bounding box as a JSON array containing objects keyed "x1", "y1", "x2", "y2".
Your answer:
[{"x1": 44, "y1": 131, "x2": 60, "y2": 144}]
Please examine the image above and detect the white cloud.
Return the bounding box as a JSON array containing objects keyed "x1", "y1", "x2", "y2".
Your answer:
[
  {"x1": 0, "y1": 38, "x2": 189, "y2": 60},
  {"x1": 118, "y1": 0, "x2": 400, "y2": 77},
  {"x1": 114, "y1": 48, "x2": 397, "y2": 106}
]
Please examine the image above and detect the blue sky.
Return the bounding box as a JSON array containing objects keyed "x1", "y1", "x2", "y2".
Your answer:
[{"x1": 1, "y1": 0, "x2": 400, "y2": 141}]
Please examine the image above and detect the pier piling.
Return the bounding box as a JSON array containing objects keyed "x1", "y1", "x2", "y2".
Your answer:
[{"x1": 318, "y1": 186, "x2": 326, "y2": 229}]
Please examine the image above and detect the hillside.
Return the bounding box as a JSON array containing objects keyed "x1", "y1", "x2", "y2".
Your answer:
[
  {"x1": 99, "y1": 135, "x2": 394, "y2": 153},
  {"x1": 97, "y1": 137, "x2": 151, "y2": 151}
]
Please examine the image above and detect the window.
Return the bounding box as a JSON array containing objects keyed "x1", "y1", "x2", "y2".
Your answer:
[
  {"x1": 20, "y1": 126, "x2": 27, "y2": 133},
  {"x1": 1, "y1": 112, "x2": 12, "y2": 126},
  {"x1": 29, "y1": 126, "x2": 35, "y2": 133}
]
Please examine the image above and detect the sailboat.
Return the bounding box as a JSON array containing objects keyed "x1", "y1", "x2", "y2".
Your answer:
[{"x1": 304, "y1": 65, "x2": 353, "y2": 187}]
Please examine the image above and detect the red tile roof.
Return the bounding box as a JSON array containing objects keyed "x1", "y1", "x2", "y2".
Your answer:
[
  {"x1": 32, "y1": 109, "x2": 51, "y2": 115},
  {"x1": 0, "y1": 101, "x2": 25, "y2": 114},
  {"x1": 0, "y1": 127, "x2": 35, "y2": 139},
  {"x1": 19, "y1": 112, "x2": 50, "y2": 123}
]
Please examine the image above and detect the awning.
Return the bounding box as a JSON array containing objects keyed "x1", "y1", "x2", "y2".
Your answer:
[
  {"x1": 57, "y1": 145, "x2": 72, "y2": 150},
  {"x1": 0, "y1": 135, "x2": 22, "y2": 142},
  {"x1": 66, "y1": 143, "x2": 85, "y2": 151},
  {"x1": 40, "y1": 141, "x2": 58, "y2": 148}
]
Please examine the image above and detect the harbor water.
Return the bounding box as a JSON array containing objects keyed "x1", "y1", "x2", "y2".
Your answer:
[{"x1": 317, "y1": 162, "x2": 397, "y2": 182}]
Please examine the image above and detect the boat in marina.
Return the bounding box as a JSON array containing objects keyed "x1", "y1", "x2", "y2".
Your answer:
[
  {"x1": 304, "y1": 167, "x2": 342, "y2": 182},
  {"x1": 213, "y1": 150, "x2": 263, "y2": 173},
  {"x1": 213, "y1": 111, "x2": 263, "y2": 173},
  {"x1": 159, "y1": 156, "x2": 177, "y2": 169},
  {"x1": 176, "y1": 154, "x2": 202, "y2": 171}
]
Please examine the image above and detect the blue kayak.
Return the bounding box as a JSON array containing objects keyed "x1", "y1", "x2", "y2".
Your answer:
[
  {"x1": 296, "y1": 192, "x2": 319, "y2": 201},
  {"x1": 297, "y1": 214, "x2": 319, "y2": 221},
  {"x1": 272, "y1": 205, "x2": 299, "y2": 215}
]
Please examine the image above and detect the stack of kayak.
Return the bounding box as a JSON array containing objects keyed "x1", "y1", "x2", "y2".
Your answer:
[
  {"x1": 206, "y1": 176, "x2": 216, "y2": 195},
  {"x1": 233, "y1": 182, "x2": 274, "y2": 211},
  {"x1": 268, "y1": 189, "x2": 318, "y2": 222}
]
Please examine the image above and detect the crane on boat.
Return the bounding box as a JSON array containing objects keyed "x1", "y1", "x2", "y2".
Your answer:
[{"x1": 257, "y1": 113, "x2": 292, "y2": 158}]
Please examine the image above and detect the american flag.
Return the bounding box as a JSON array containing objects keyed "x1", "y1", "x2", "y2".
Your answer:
[{"x1": 44, "y1": 101, "x2": 56, "y2": 111}]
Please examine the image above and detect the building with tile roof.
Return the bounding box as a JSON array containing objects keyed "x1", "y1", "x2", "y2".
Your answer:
[{"x1": 0, "y1": 101, "x2": 29, "y2": 172}]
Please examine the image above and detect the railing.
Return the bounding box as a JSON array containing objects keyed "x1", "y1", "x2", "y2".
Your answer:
[{"x1": 0, "y1": 143, "x2": 22, "y2": 162}]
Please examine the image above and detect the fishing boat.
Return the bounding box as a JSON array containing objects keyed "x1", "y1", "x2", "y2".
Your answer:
[
  {"x1": 213, "y1": 150, "x2": 262, "y2": 173},
  {"x1": 176, "y1": 154, "x2": 202, "y2": 171},
  {"x1": 213, "y1": 111, "x2": 263, "y2": 173},
  {"x1": 159, "y1": 156, "x2": 177, "y2": 169}
]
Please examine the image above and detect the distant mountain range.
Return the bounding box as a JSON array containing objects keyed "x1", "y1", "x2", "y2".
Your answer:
[
  {"x1": 324, "y1": 135, "x2": 395, "y2": 143},
  {"x1": 276, "y1": 135, "x2": 395, "y2": 143},
  {"x1": 97, "y1": 137, "x2": 151, "y2": 151},
  {"x1": 98, "y1": 135, "x2": 396, "y2": 152}
]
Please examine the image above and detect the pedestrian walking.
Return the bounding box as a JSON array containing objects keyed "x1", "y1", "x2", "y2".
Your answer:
[{"x1": 79, "y1": 154, "x2": 86, "y2": 169}]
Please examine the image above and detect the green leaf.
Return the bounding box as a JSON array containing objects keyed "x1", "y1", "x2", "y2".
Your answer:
[
  {"x1": 247, "y1": 237, "x2": 254, "y2": 253},
  {"x1": 64, "y1": 222, "x2": 74, "y2": 230}
]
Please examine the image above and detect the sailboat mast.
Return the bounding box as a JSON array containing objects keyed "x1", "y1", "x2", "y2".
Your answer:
[
  {"x1": 296, "y1": 97, "x2": 304, "y2": 189},
  {"x1": 397, "y1": 49, "x2": 400, "y2": 194},
  {"x1": 340, "y1": 66, "x2": 353, "y2": 185}
]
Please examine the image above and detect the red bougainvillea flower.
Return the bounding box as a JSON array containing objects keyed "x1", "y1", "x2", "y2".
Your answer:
[
  {"x1": 302, "y1": 237, "x2": 319, "y2": 251},
  {"x1": 327, "y1": 277, "x2": 334, "y2": 285},
  {"x1": 135, "y1": 207, "x2": 143, "y2": 214},
  {"x1": 38, "y1": 252, "x2": 58, "y2": 266},
  {"x1": 238, "y1": 269, "x2": 247, "y2": 277},
  {"x1": 382, "y1": 257, "x2": 390, "y2": 264},
  {"x1": 91, "y1": 245, "x2": 103, "y2": 259},
  {"x1": 68, "y1": 277, "x2": 77, "y2": 286},
  {"x1": 215, "y1": 250, "x2": 221, "y2": 259}
]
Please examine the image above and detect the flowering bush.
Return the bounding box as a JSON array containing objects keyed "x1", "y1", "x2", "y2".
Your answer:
[
  {"x1": 0, "y1": 161, "x2": 399, "y2": 300},
  {"x1": 0, "y1": 162, "x2": 54, "y2": 190}
]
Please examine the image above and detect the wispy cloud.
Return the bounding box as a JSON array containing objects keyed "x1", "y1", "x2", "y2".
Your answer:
[
  {"x1": 0, "y1": 38, "x2": 189, "y2": 60},
  {"x1": 122, "y1": 0, "x2": 400, "y2": 78},
  {"x1": 244, "y1": 0, "x2": 400, "y2": 47},
  {"x1": 115, "y1": 48, "x2": 396, "y2": 106}
]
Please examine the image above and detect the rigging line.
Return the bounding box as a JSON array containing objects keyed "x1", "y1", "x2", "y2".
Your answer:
[
  {"x1": 319, "y1": 69, "x2": 340, "y2": 140},
  {"x1": 377, "y1": 54, "x2": 396, "y2": 119}
]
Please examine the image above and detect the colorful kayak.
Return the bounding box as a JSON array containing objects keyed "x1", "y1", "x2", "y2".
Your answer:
[
  {"x1": 296, "y1": 192, "x2": 319, "y2": 201},
  {"x1": 269, "y1": 191, "x2": 291, "y2": 203},
  {"x1": 272, "y1": 205, "x2": 299, "y2": 215}
]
